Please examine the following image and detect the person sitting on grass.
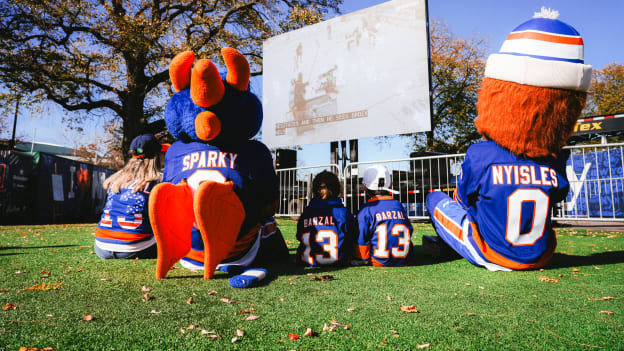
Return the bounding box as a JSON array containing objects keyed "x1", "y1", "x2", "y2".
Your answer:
[
  {"x1": 94, "y1": 133, "x2": 165, "y2": 259},
  {"x1": 296, "y1": 170, "x2": 357, "y2": 266},
  {"x1": 352, "y1": 165, "x2": 415, "y2": 266}
]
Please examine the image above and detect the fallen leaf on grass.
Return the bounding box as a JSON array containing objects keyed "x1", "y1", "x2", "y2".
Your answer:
[
  {"x1": 83, "y1": 314, "x2": 94, "y2": 321},
  {"x1": 304, "y1": 328, "x2": 315, "y2": 337},
  {"x1": 310, "y1": 274, "x2": 334, "y2": 281},
  {"x1": 324, "y1": 319, "x2": 350, "y2": 331},
  {"x1": 18, "y1": 347, "x2": 55, "y2": 351},
  {"x1": 150, "y1": 310, "x2": 161, "y2": 314},
  {"x1": 347, "y1": 308, "x2": 355, "y2": 312},
  {"x1": 15, "y1": 270, "x2": 26, "y2": 274},
  {"x1": 231, "y1": 337, "x2": 240, "y2": 343},
  {"x1": 245, "y1": 314, "x2": 260, "y2": 321},
  {"x1": 141, "y1": 286, "x2": 151, "y2": 292},
  {"x1": 0, "y1": 289, "x2": 9, "y2": 294},
  {"x1": 400, "y1": 305, "x2": 420, "y2": 313},
  {"x1": 237, "y1": 329, "x2": 245, "y2": 337},
  {"x1": 187, "y1": 297, "x2": 194, "y2": 304},
  {"x1": 208, "y1": 290, "x2": 218, "y2": 295},
  {"x1": 418, "y1": 344, "x2": 431, "y2": 349},
  {"x1": 100, "y1": 278, "x2": 110, "y2": 281},
  {"x1": 387, "y1": 296, "x2": 393, "y2": 301},
  {"x1": 280, "y1": 298, "x2": 286, "y2": 302},
  {"x1": 572, "y1": 268, "x2": 580, "y2": 273},
  {"x1": 237, "y1": 308, "x2": 255, "y2": 314},
  {"x1": 2, "y1": 303, "x2": 16, "y2": 310},
  {"x1": 539, "y1": 276, "x2": 559, "y2": 283},
  {"x1": 220, "y1": 298, "x2": 235, "y2": 304},
  {"x1": 143, "y1": 293, "x2": 151, "y2": 301},
  {"x1": 289, "y1": 333, "x2": 299, "y2": 340},
  {"x1": 599, "y1": 310, "x2": 614, "y2": 315},
  {"x1": 588, "y1": 296, "x2": 614, "y2": 301},
  {"x1": 288, "y1": 276, "x2": 299, "y2": 281},
  {"x1": 18, "y1": 282, "x2": 63, "y2": 292},
  {"x1": 465, "y1": 283, "x2": 471, "y2": 286},
  {"x1": 40, "y1": 271, "x2": 51, "y2": 278}
]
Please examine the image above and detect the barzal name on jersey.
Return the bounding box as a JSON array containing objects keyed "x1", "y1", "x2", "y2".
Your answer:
[
  {"x1": 163, "y1": 139, "x2": 279, "y2": 266},
  {"x1": 95, "y1": 182, "x2": 157, "y2": 253},
  {"x1": 355, "y1": 197, "x2": 415, "y2": 267},
  {"x1": 296, "y1": 197, "x2": 357, "y2": 267},
  {"x1": 452, "y1": 141, "x2": 569, "y2": 268}
]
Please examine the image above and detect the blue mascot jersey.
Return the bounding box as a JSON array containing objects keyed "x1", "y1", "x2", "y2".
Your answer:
[
  {"x1": 356, "y1": 197, "x2": 415, "y2": 266},
  {"x1": 296, "y1": 197, "x2": 357, "y2": 267},
  {"x1": 163, "y1": 139, "x2": 278, "y2": 244},
  {"x1": 455, "y1": 141, "x2": 569, "y2": 265}
]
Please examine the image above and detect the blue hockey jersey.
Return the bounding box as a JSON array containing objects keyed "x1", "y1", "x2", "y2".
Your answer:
[
  {"x1": 296, "y1": 197, "x2": 357, "y2": 266},
  {"x1": 95, "y1": 182, "x2": 157, "y2": 252},
  {"x1": 454, "y1": 141, "x2": 569, "y2": 268},
  {"x1": 356, "y1": 196, "x2": 415, "y2": 266}
]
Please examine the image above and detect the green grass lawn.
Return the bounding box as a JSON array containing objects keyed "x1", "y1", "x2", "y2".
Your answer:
[{"x1": 1, "y1": 220, "x2": 623, "y2": 350}]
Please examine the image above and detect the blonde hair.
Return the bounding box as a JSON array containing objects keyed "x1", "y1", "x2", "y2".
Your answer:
[{"x1": 103, "y1": 157, "x2": 162, "y2": 193}]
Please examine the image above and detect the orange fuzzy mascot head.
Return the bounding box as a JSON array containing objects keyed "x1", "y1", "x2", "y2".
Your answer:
[{"x1": 475, "y1": 8, "x2": 592, "y2": 158}]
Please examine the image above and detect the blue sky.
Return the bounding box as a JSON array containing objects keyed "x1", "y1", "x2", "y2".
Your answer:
[{"x1": 9, "y1": 0, "x2": 624, "y2": 166}]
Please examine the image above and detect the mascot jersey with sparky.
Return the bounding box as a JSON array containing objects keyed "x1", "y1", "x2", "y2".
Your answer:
[
  {"x1": 149, "y1": 48, "x2": 279, "y2": 285},
  {"x1": 426, "y1": 8, "x2": 592, "y2": 271}
]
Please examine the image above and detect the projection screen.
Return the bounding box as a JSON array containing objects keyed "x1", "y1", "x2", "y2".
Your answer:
[{"x1": 262, "y1": 0, "x2": 431, "y2": 148}]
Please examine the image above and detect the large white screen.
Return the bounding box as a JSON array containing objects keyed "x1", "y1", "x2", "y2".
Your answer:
[{"x1": 262, "y1": 0, "x2": 431, "y2": 148}]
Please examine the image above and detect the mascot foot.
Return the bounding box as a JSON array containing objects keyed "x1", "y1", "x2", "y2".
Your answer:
[
  {"x1": 194, "y1": 181, "x2": 245, "y2": 279},
  {"x1": 229, "y1": 268, "x2": 267, "y2": 288},
  {"x1": 149, "y1": 182, "x2": 194, "y2": 279}
]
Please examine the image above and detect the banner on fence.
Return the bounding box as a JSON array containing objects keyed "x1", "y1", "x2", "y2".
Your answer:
[
  {"x1": 0, "y1": 151, "x2": 34, "y2": 222},
  {"x1": 566, "y1": 149, "x2": 624, "y2": 218}
]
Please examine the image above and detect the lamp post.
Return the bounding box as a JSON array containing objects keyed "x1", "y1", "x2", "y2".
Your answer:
[{"x1": 10, "y1": 96, "x2": 20, "y2": 150}]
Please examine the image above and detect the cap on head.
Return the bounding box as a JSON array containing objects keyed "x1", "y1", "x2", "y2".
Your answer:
[
  {"x1": 130, "y1": 133, "x2": 162, "y2": 159},
  {"x1": 484, "y1": 7, "x2": 592, "y2": 91},
  {"x1": 362, "y1": 165, "x2": 398, "y2": 194}
]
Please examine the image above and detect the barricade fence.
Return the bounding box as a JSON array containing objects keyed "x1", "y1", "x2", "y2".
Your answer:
[
  {"x1": 276, "y1": 164, "x2": 342, "y2": 216},
  {"x1": 275, "y1": 143, "x2": 624, "y2": 222}
]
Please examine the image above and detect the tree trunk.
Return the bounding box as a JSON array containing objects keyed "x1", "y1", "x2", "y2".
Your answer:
[
  {"x1": 425, "y1": 130, "x2": 434, "y2": 151},
  {"x1": 121, "y1": 93, "x2": 147, "y2": 160}
]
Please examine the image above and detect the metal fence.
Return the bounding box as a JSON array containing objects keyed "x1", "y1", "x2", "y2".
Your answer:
[
  {"x1": 275, "y1": 143, "x2": 624, "y2": 222},
  {"x1": 276, "y1": 164, "x2": 341, "y2": 217}
]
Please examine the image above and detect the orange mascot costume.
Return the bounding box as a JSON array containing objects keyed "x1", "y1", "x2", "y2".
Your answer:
[{"x1": 426, "y1": 8, "x2": 592, "y2": 270}]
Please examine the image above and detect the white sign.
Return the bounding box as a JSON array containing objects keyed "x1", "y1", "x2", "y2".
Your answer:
[
  {"x1": 262, "y1": 0, "x2": 431, "y2": 148},
  {"x1": 52, "y1": 174, "x2": 64, "y2": 201}
]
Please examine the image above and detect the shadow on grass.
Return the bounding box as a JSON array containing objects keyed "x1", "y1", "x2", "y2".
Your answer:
[
  {"x1": 0, "y1": 244, "x2": 79, "y2": 250},
  {"x1": 547, "y1": 251, "x2": 624, "y2": 268},
  {"x1": 0, "y1": 244, "x2": 79, "y2": 256}
]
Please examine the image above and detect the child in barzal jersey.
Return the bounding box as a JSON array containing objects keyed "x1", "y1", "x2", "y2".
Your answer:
[
  {"x1": 353, "y1": 165, "x2": 415, "y2": 266},
  {"x1": 94, "y1": 134, "x2": 165, "y2": 259},
  {"x1": 296, "y1": 171, "x2": 356, "y2": 266}
]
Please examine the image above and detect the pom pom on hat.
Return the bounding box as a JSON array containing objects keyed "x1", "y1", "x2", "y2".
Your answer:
[{"x1": 484, "y1": 7, "x2": 592, "y2": 91}]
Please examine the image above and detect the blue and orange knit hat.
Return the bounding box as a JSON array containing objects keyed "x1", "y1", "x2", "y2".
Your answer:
[{"x1": 484, "y1": 7, "x2": 592, "y2": 92}]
